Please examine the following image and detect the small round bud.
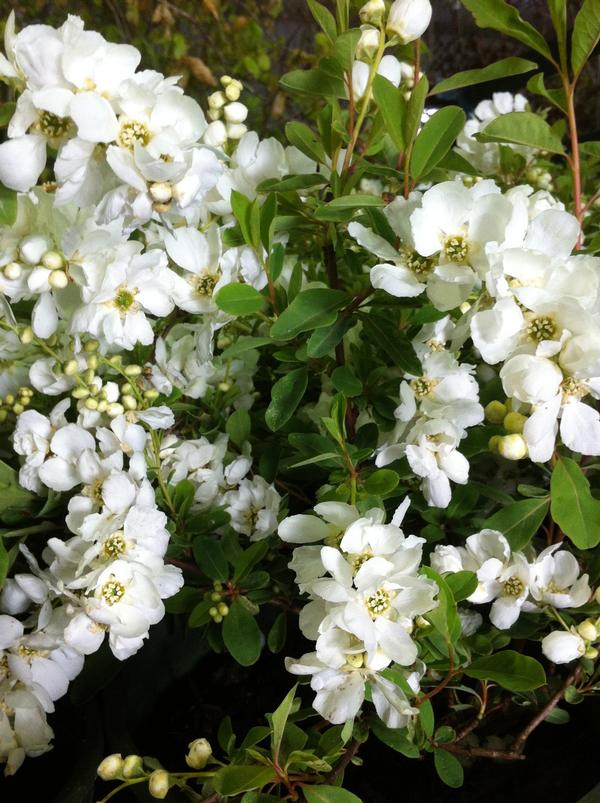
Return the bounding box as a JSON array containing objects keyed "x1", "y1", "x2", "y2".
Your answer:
[
  {"x1": 124, "y1": 364, "x2": 143, "y2": 377},
  {"x1": 20, "y1": 234, "x2": 49, "y2": 265},
  {"x1": 484, "y1": 400, "x2": 507, "y2": 425},
  {"x1": 209, "y1": 606, "x2": 218, "y2": 617},
  {"x1": 82, "y1": 367, "x2": 95, "y2": 385},
  {"x1": 204, "y1": 120, "x2": 228, "y2": 148},
  {"x1": 87, "y1": 354, "x2": 98, "y2": 371},
  {"x1": 221, "y1": 75, "x2": 233, "y2": 86},
  {"x1": 19, "y1": 395, "x2": 31, "y2": 406},
  {"x1": 226, "y1": 122, "x2": 247, "y2": 141},
  {"x1": 3, "y1": 262, "x2": 22, "y2": 280},
  {"x1": 208, "y1": 91, "x2": 227, "y2": 110},
  {"x1": 149, "y1": 182, "x2": 173, "y2": 204},
  {"x1": 85, "y1": 397, "x2": 99, "y2": 410},
  {"x1": 84, "y1": 338, "x2": 99, "y2": 352},
  {"x1": 121, "y1": 394, "x2": 138, "y2": 411},
  {"x1": 356, "y1": 26, "x2": 381, "y2": 61},
  {"x1": 4, "y1": 394, "x2": 15, "y2": 406},
  {"x1": 107, "y1": 402, "x2": 125, "y2": 418},
  {"x1": 72, "y1": 387, "x2": 90, "y2": 399},
  {"x1": 498, "y1": 434, "x2": 528, "y2": 461},
  {"x1": 97, "y1": 753, "x2": 124, "y2": 781},
  {"x1": 122, "y1": 754, "x2": 145, "y2": 779},
  {"x1": 48, "y1": 269, "x2": 68, "y2": 289},
  {"x1": 213, "y1": 581, "x2": 223, "y2": 591},
  {"x1": 208, "y1": 108, "x2": 223, "y2": 122},
  {"x1": 185, "y1": 738, "x2": 212, "y2": 770},
  {"x1": 577, "y1": 619, "x2": 598, "y2": 642},
  {"x1": 210, "y1": 592, "x2": 221, "y2": 602},
  {"x1": 42, "y1": 250, "x2": 65, "y2": 270},
  {"x1": 585, "y1": 646, "x2": 599, "y2": 660},
  {"x1": 225, "y1": 83, "x2": 241, "y2": 101},
  {"x1": 488, "y1": 435, "x2": 502, "y2": 453},
  {"x1": 218, "y1": 382, "x2": 231, "y2": 393},
  {"x1": 12, "y1": 402, "x2": 24, "y2": 415},
  {"x1": 213, "y1": 614, "x2": 223, "y2": 623},
  {"x1": 359, "y1": 0, "x2": 385, "y2": 25},
  {"x1": 144, "y1": 389, "x2": 160, "y2": 401},
  {"x1": 63, "y1": 359, "x2": 79, "y2": 376},
  {"x1": 108, "y1": 355, "x2": 123, "y2": 368},
  {"x1": 217, "y1": 602, "x2": 229, "y2": 616},
  {"x1": 503, "y1": 411, "x2": 527, "y2": 434},
  {"x1": 148, "y1": 769, "x2": 170, "y2": 799},
  {"x1": 224, "y1": 101, "x2": 248, "y2": 125},
  {"x1": 20, "y1": 326, "x2": 34, "y2": 344},
  {"x1": 0, "y1": 409, "x2": 8, "y2": 423},
  {"x1": 121, "y1": 383, "x2": 133, "y2": 395},
  {"x1": 97, "y1": 399, "x2": 108, "y2": 413},
  {"x1": 386, "y1": 0, "x2": 433, "y2": 44}
]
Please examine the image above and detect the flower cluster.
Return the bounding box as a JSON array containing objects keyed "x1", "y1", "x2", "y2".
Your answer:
[{"x1": 279, "y1": 499, "x2": 438, "y2": 726}]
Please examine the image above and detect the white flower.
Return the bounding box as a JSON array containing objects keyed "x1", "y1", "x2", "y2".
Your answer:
[
  {"x1": 530, "y1": 547, "x2": 590, "y2": 608},
  {"x1": 500, "y1": 354, "x2": 563, "y2": 405},
  {"x1": 541, "y1": 630, "x2": 586, "y2": 664},
  {"x1": 278, "y1": 501, "x2": 364, "y2": 544},
  {"x1": 386, "y1": 0, "x2": 432, "y2": 44},
  {"x1": 224, "y1": 476, "x2": 281, "y2": 540}
]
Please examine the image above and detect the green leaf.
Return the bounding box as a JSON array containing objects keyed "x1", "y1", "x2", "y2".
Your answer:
[
  {"x1": 364, "y1": 469, "x2": 399, "y2": 495},
  {"x1": 285, "y1": 122, "x2": 326, "y2": 164},
  {"x1": 226, "y1": 408, "x2": 251, "y2": 448},
  {"x1": 234, "y1": 540, "x2": 270, "y2": 582},
  {"x1": 527, "y1": 73, "x2": 567, "y2": 113},
  {"x1": 0, "y1": 461, "x2": 36, "y2": 520},
  {"x1": 193, "y1": 536, "x2": 229, "y2": 582},
  {"x1": 572, "y1": 0, "x2": 600, "y2": 78},
  {"x1": 548, "y1": 0, "x2": 567, "y2": 67},
  {"x1": 411, "y1": 106, "x2": 466, "y2": 179},
  {"x1": 222, "y1": 598, "x2": 262, "y2": 666},
  {"x1": 257, "y1": 174, "x2": 327, "y2": 193},
  {"x1": 372, "y1": 74, "x2": 406, "y2": 152},
  {"x1": 421, "y1": 567, "x2": 461, "y2": 644},
  {"x1": 331, "y1": 366, "x2": 362, "y2": 397},
  {"x1": 0, "y1": 102, "x2": 16, "y2": 127},
  {"x1": 271, "y1": 685, "x2": 298, "y2": 759},
  {"x1": 0, "y1": 186, "x2": 17, "y2": 227},
  {"x1": 484, "y1": 497, "x2": 550, "y2": 551},
  {"x1": 371, "y1": 722, "x2": 419, "y2": 758},
  {"x1": 459, "y1": 0, "x2": 552, "y2": 61},
  {"x1": 303, "y1": 786, "x2": 363, "y2": 803},
  {"x1": 431, "y1": 57, "x2": 537, "y2": 95},
  {"x1": 0, "y1": 537, "x2": 9, "y2": 590},
  {"x1": 361, "y1": 315, "x2": 421, "y2": 375},
  {"x1": 213, "y1": 765, "x2": 275, "y2": 796},
  {"x1": 317, "y1": 193, "x2": 384, "y2": 213},
  {"x1": 551, "y1": 457, "x2": 600, "y2": 549},
  {"x1": 280, "y1": 68, "x2": 346, "y2": 99},
  {"x1": 271, "y1": 288, "x2": 348, "y2": 340},
  {"x1": 464, "y1": 650, "x2": 546, "y2": 691},
  {"x1": 333, "y1": 30, "x2": 361, "y2": 72},
  {"x1": 306, "y1": 316, "x2": 353, "y2": 358},
  {"x1": 265, "y1": 368, "x2": 308, "y2": 431},
  {"x1": 445, "y1": 571, "x2": 478, "y2": 603},
  {"x1": 477, "y1": 111, "x2": 565, "y2": 154},
  {"x1": 215, "y1": 283, "x2": 265, "y2": 316},
  {"x1": 307, "y1": 0, "x2": 337, "y2": 43},
  {"x1": 403, "y1": 75, "x2": 428, "y2": 150},
  {"x1": 434, "y1": 749, "x2": 464, "y2": 789},
  {"x1": 188, "y1": 599, "x2": 214, "y2": 628},
  {"x1": 267, "y1": 612, "x2": 287, "y2": 653},
  {"x1": 221, "y1": 336, "x2": 273, "y2": 359}
]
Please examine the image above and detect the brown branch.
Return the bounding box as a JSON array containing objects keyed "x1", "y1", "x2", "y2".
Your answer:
[
  {"x1": 511, "y1": 664, "x2": 583, "y2": 754},
  {"x1": 324, "y1": 739, "x2": 360, "y2": 786},
  {"x1": 438, "y1": 743, "x2": 526, "y2": 762}
]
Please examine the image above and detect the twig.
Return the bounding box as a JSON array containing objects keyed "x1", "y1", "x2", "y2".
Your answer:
[
  {"x1": 438, "y1": 743, "x2": 526, "y2": 762},
  {"x1": 511, "y1": 664, "x2": 583, "y2": 754},
  {"x1": 325, "y1": 739, "x2": 360, "y2": 786}
]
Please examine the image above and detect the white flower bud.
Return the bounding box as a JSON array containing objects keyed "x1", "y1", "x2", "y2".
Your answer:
[
  {"x1": 124, "y1": 364, "x2": 143, "y2": 377},
  {"x1": 208, "y1": 108, "x2": 223, "y2": 122},
  {"x1": 148, "y1": 769, "x2": 170, "y2": 799},
  {"x1": 42, "y1": 250, "x2": 65, "y2": 270},
  {"x1": 97, "y1": 753, "x2": 124, "y2": 781},
  {"x1": 221, "y1": 74, "x2": 233, "y2": 86},
  {"x1": 121, "y1": 394, "x2": 138, "y2": 410},
  {"x1": 497, "y1": 434, "x2": 527, "y2": 461},
  {"x1": 225, "y1": 82, "x2": 242, "y2": 101},
  {"x1": 20, "y1": 234, "x2": 49, "y2": 265},
  {"x1": 107, "y1": 402, "x2": 125, "y2": 417},
  {"x1": 48, "y1": 269, "x2": 69, "y2": 289},
  {"x1": 386, "y1": 0, "x2": 432, "y2": 44},
  {"x1": 542, "y1": 630, "x2": 586, "y2": 664},
  {"x1": 577, "y1": 619, "x2": 598, "y2": 642},
  {"x1": 503, "y1": 411, "x2": 527, "y2": 434},
  {"x1": 149, "y1": 182, "x2": 173, "y2": 204},
  {"x1": 63, "y1": 359, "x2": 79, "y2": 376},
  {"x1": 359, "y1": 0, "x2": 386, "y2": 26},
  {"x1": 484, "y1": 400, "x2": 507, "y2": 425},
  {"x1": 122, "y1": 754, "x2": 145, "y2": 778},
  {"x1": 356, "y1": 26, "x2": 381, "y2": 61},
  {"x1": 204, "y1": 120, "x2": 228, "y2": 148},
  {"x1": 185, "y1": 738, "x2": 212, "y2": 769},
  {"x1": 3, "y1": 262, "x2": 22, "y2": 280},
  {"x1": 20, "y1": 326, "x2": 34, "y2": 344},
  {"x1": 226, "y1": 122, "x2": 248, "y2": 141},
  {"x1": 208, "y1": 91, "x2": 227, "y2": 110},
  {"x1": 224, "y1": 101, "x2": 248, "y2": 124}
]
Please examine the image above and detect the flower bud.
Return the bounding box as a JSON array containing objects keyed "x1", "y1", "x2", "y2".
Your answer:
[
  {"x1": 42, "y1": 250, "x2": 65, "y2": 270},
  {"x1": 84, "y1": 338, "x2": 99, "y2": 352},
  {"x1": 20, "y1": 234, "x2": 49, "y2": 265},
  {"x1": 19, "y1": 326, "x2": 34, "y2": 344},
  {"x1": 208, "y1": 108, "x2": 223, "y2": 122},
  {"x1": 488, "y1": 435, "x2": 502, "y2": 453},
  {"x1": 503, "y1": 411, "x2": 527, "y2": 434},
  {"x1": 577, "y1": 619, "x2": 598, "y2": 642},
  {"x1": 542, "y1": 630, "x2": 585, "y2": 664},
  {"x1": 84, "y1": 397, "x2": 99, "y2": 410},
  {"x1": 122, "y1": 754, "x2": 145, "y2": 778},
  {"x1": 144, "y1": 389, "x2": 160, "y2": 401},
  {"x1": 148, "y1": 769, "x2": 170, "y2": 799},
  {"x1": 498, "y1": 434, "x2": 527, "y2": 460},
  {"x1": 359, "y1": 0, "x2": 385, "y2": 26},
  {"x1": 107, "y1": 402, "x2": 125, "y2": 418},
  {"x1": 208, "y1": 91, "x2": 227, "y2": 110},
  {"x1": 48, "y1": 269, "x2": 68, "y2": 289},
  {"x1": 124, "y1": 363, "x2": 143, "y2": 377},
  {"x1": 64, "y1": 359, "x2": 79, "y2": 376},
  {"x1": 224, "y1": 101, "x2": 248, "y2": 125},
  {"x1": 585, "y1": 646, "x2": 599, "y2": 660},
  {"x1": 12, "y1": 402, "x2": 24, "y2": 415},
  {"x1": 204, "y1": 120, "x2": 228, "y2": 148},
  {"x1": 217, "y1": 602, "x2": 229, "y2": 616},
  {"x1": 121, "y1": 394, "x2": 138, "y2": 410},
  {"x1": 225, "y1": 82, "x2": 242, "y2": 102},
  {"x1": 97, "y1": 753, "x2": 124, "y2": 781},
  {"x1": 149, "y1": 182, "x2": 173, "y2": 204},
  {"x1": 386, "y1": 0, "x2": 432, "y2": 44},
  {"x1": 356, "y1": 26, "x2": 381, "y2": 60},
  {"x1": 484, "y1": 400, "x2": 507, "y2": 425},
  {"x1": 226, "y1": 122, "x2": 248, "y2": 141},
  {"x1": 185, "y1": 738, "x2": 212, "y2": 770},
  {"x1": 72, "y1": 387, "x2": 90, "y2": 399},
  {"x1": 3, "y1": 262, "x2": 22, "y2": 280}
]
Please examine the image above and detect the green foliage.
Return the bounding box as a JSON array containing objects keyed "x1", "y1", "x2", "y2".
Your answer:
[
  {"x1": 464, "y1": 651, "x2": 547, "y2": 692},
  {"x1": 551, "y1": 457, "x2": 600, "y2": 549}
]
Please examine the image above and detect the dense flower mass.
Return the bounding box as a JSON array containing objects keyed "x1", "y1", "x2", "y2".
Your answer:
[{"x1": 0, "y1": 1, "x2": 599, "y2": 797}]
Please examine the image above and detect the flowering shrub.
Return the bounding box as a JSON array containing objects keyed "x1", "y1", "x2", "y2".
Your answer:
[{"x1": 0, "y1": 0, "x2": 600, "y2": 799}]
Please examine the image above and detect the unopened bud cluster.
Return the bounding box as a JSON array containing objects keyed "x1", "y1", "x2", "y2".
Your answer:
[
  {"x1": 0, "y1": 386, "x2": 33, "y2": 421},
  {"x1": 359, "y1": 0, "x2": 432, "y2": 44},
  {"x1": 204, "y1": 76, "x2": 248, "y2": 148},
  {"x1": 206, "y1": 581, "x2": 229, "y2": 623},
  {"x1": 485, "y1": 398, "x2": 531, "y2": 461}
]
